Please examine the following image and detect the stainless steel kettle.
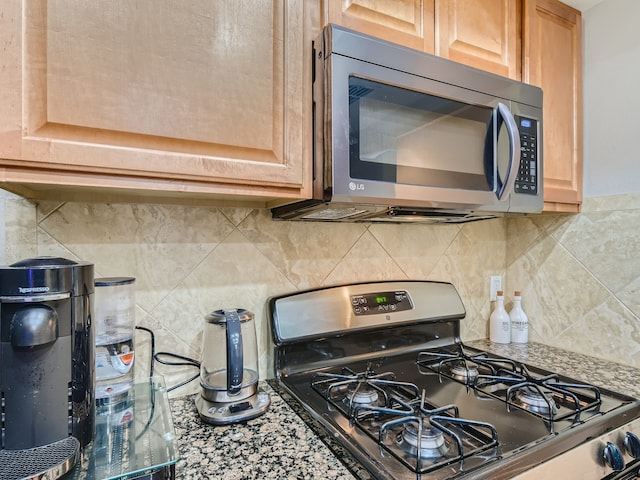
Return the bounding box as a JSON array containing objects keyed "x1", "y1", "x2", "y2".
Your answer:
[{"x1": 196, "y1": 308, "x2": 270, "y2": 424}]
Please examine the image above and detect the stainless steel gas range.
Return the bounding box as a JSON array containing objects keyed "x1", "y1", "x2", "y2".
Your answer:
[{"x1": 268, "y1": 281, "x2": 640, "y2": 480}]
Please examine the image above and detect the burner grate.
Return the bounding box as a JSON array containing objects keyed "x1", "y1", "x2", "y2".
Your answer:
[
  {"x1": 312, "y1": 367, "x2": 499, "y2": 474},
  {"x1": 417, "y1": 345, "x2": 518, "y2": 385},
  {"x1": 416, "y1": 345, "x2": 603, "y2": 426},
  {"x1": 474, "y1": 364, "x2": 602, "y2": 426},
  {"x1": 312, "y1": 367, "x2": 419, "y2": 419},
  {"x1": 362, "y1": 391, "x2": 498, "y2": 474}
]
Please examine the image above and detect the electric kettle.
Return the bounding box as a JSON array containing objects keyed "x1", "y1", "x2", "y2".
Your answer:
[{"x1": 195, "y1": 308, "x2": 270, "y2": 425}]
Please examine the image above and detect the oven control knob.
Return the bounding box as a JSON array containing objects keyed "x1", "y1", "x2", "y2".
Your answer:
[
  {"x1": 603, "y1": 441, "x2": 625, "y2": 471},
  {"x1": 624, "y1": 432, "x2": 640, "y2": 459}
]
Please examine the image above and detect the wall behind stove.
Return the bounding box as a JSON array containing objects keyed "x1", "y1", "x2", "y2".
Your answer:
[
  {"x1": 505, "y1": 193, "x2": 640, "y2": 366},
  {"x1": 0, "y1": 192, "x2": 505, "y2": 397}
]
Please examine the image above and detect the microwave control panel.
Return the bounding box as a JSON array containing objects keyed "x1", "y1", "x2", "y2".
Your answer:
[{"x1": 515, "y1": 116, "x2": 539, "y2": 195}]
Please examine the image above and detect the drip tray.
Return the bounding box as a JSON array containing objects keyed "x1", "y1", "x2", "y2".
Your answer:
[{"x1": 0, "y1": 436, "x2": 79, "y2": 480}]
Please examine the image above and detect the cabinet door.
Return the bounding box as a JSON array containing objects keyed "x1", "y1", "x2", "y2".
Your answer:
[
  {"x1": 523, "y1": 0, "x2": 583, "y2": 211},
  {"x1": 0, "y1": 1, "x2": 311, "y2": 201},
  {"x1": 435, "y1": 0, "x2": 520, "y2": 79},
  {"x1": 323, "y1": 0, "x2": 435, "y2": 53}
]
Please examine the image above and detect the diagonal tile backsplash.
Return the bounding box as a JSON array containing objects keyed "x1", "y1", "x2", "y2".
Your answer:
[
  {"x1": 2, "y1": 197, "x2": 506, "y2": 396},
  {"x1": 506, "y1": 193, "x2": 640, "y2": 367},
  {"x1": 2, "y1": 191, "x2": 639, "y2": 397}
]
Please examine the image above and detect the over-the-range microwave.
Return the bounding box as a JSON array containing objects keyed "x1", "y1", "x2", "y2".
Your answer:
[{"x1": 272, "y1": 24, "x2": 543, "y2": 224}]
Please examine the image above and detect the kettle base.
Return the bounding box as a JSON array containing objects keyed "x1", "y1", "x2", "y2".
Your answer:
[{"x1": 195, "y1": 389, "x2": 271, "y2": 425}]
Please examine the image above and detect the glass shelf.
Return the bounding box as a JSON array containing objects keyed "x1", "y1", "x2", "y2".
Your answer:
[{"x1": 69, "y1": 376, "x2": 179, "y2": 480}]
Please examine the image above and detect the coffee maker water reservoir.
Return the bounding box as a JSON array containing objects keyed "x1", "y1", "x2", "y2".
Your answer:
[{"x1": 0, "y1": 257, "x2": 94, "y2": 479}]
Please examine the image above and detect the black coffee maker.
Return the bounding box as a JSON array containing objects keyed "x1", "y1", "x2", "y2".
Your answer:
[{"x1": 0, "y1": 257, "x2": 94, "y2": 479}]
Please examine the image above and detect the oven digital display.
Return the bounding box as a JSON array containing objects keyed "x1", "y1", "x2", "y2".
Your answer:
[{"x1": 350, "y1": 290, "x2": 413, "y2": 315}]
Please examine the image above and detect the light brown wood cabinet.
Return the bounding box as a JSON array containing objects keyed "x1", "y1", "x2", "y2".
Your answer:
[
  {"x1": 523, "y1": 0, "x2": 583, "y2": 212},
  {"x1": 323, "y1": 0, "x2": 520, "y2": 79},
  {"x1": 324, "y1": 0, "x2": 583, "y2": 213},
  {"x1": 0, "y1": 1, "x2": 315, "y2": 205},
  {"x1": 323, "y1": 0, "x2": 436, "y2": 54},
  {"x1": 435, "y1": 0, "x2": 521, "y2": 80}
]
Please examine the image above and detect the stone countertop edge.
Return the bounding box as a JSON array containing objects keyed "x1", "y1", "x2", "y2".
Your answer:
[{"x1": 168, "y1": 341, "x2": 640, "y2": 479}]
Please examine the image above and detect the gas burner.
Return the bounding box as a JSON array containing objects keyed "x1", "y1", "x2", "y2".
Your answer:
[
  {"x1": 417, "y1": 346, "x2": 517, "y2": 384},
  {"x1": 346, "y1": 385, "x2": 380, "y2": 406},
  {"x1": 372, "y1": 391, "x2": 499, "y2": 474},
  {"x1": 512, "y1": 388, "x2": 559, "y2": 415},
  {"x1": 398, "y1": 422, "x2": 449, "y2": 459},
  {"x1": 312, "y1": 367, "x2": 419, "y2": 419},
  {"x1": 450, "y1": 364, "x2": 479, "y2": 382},
  {"x1": 474, "y1": 364, "x2": 602, "y2": 424}
]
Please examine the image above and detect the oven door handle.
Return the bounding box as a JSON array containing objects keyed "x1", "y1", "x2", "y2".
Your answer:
[{"x1": 495, "y1": 102, "x2": 521, "y2": 201}]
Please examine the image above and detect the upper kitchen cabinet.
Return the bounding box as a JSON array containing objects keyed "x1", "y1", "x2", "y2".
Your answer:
[
  {"x1": 523, "y1": 0, "x2": 583, "y2": 212},
  {"x1": 435, "y1": 0, "x2": 521, "y2": 80},
  {"x1": 323, "y1": 0, "x2": 520, "y2": 80},
  {"x1": 323, "y1": 0, "x2": 436, "y2": 53},
  {"x1": 0, "y1": 1, "x2": 314, "y2": 204}
]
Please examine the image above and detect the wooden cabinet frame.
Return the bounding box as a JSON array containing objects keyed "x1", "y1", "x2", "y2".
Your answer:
[{"x1": 0, "y1": 1, "x2": 315, "y2": 204}]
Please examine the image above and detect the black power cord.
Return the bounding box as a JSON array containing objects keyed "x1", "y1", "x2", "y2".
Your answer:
[{"x1": 135, "y1": 325, "x2": 201, "y2": 392}]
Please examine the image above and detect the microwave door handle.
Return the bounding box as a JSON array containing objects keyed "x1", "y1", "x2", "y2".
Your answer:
[{"x1": 496, "y1": 103, "x2": 521, "y2": 200}]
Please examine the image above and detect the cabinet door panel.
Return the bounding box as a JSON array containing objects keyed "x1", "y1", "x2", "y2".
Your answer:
[
  {"x1": 2, "y1": 0, "x2": 309, "y2": 195},
  {"x1": 436, "y1": 0, "x2": 520, "y2": 79},
  {"x1": 46, "y1": 3, "x2": 276, "y2": 151},
  {"x1": 524, "y1": 0, "x2": 582, "y2": 210},
  {"x1": 324, "y1": 0, "x2": 435, "y2": 53}
]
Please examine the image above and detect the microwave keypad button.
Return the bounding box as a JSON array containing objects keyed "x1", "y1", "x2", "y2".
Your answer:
[{"x1": 514, "y1": 116, "x2": 539, "y2": 195}]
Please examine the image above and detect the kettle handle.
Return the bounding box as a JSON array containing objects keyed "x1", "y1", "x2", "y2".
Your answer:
[{"x1": 224, "y1": 309, "x2": 244, "y2": 394}]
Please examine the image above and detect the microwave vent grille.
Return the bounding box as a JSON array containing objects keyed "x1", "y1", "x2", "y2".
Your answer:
[{"x1": 349, "y1": 85, "x2": 372, "y2": 102}]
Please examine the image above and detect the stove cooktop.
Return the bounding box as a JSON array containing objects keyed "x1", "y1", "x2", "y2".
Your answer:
[
  {"x1": 269, "y1": 281, "x2": 640, "y2": 480},
  {"x1": 279, "y1": 345, "x2": 638, "y2": 480}
]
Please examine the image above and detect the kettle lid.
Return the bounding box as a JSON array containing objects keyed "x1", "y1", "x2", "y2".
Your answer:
[{"x1": 205, "y1": 308, "x2": 253, "y2": 324}]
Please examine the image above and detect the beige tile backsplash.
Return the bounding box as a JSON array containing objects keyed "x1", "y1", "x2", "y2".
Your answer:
[
  {"x1": 506, "y1": 193, "x2": 640, "y2": 366},
  {"x1": 2, "y1": 192, "x2": 639, "y2": 396}
]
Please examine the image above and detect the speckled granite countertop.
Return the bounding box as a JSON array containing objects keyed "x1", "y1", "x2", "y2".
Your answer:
[
  {"x1": 169, "y1": 382, "x2": 358, "y2": 480},
  {"x1": 468, "y1": 340, "x2": 640, "y2": 398},
  {"x1": 168, "y1": 342, "x2": 640, "y2": 479}
]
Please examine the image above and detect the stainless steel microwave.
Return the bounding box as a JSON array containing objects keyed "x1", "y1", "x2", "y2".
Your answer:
[{"x1": 272, "y1": 24, "x2": 543, "y2": 224}]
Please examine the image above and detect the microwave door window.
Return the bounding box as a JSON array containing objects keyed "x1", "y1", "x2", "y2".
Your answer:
[{"x1": 348, "y1": 76, "x2": 494, "y2": 192}]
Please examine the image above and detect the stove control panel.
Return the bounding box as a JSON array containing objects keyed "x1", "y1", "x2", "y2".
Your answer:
[
  {"x1": 512, "y1": 415, "x2": 640, "y2": 480},
  {"x1": 350, "y1": 290, "x2": 413, "y2": 316}
]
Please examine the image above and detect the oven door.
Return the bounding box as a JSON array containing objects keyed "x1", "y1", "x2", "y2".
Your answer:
[{"x1": 325, "y1": 52, "x2": 520, "y2": 211}]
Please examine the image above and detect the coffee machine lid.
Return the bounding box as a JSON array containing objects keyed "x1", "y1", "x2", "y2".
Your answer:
[
  {"x1": 10, "y1": 256, "x2": 78, "y2": 268},
  {"x1": 0, "y1": 256, "x2": 94, "y2": 297}
]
